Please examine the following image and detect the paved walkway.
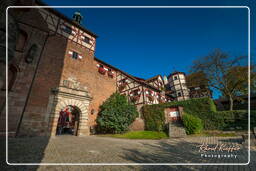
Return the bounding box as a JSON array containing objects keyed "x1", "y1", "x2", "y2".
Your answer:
[{"x1": 1, "y1": 135, "x2": 256, "y2": 170}]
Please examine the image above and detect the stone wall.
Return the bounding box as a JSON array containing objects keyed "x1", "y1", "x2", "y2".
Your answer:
[{"x1": 129, "y1": 118, "x2": 145, "y2": 131}]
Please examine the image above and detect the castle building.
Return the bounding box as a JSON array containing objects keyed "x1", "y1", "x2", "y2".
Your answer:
[
  {"x1": 0, "y1": 0, "x2": 212, "y2": 137},
  {"x1": 0, "y1": 1, "x2": 173, "y2": 137}
]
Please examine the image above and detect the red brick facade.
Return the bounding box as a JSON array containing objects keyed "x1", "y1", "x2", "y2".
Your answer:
[{"x1": 0, "y1": 3, "x2": 172, "y2": 137}]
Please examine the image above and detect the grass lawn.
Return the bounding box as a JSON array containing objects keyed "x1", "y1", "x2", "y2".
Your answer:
[
  {"x1": 98, "y1": 131, "x2": 169, "y2": 140},
  {"x1": 190, "y1": 130, "x2": 238, "y2": 137}
]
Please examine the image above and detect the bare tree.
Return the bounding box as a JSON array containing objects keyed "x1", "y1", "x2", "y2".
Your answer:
[{"x1": 190, "y1": 49, "x2": 248, "y2": 110}]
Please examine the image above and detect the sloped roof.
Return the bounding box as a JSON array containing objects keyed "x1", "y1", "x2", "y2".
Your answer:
[
  {"x1": 146, "y1": 75, "x2": 163, "y2": 82},
  {"x1": 94, "y1": 57, "x2": 171, "y2": 95},
  {"x1": 36, "y1": 0, "x2": 98, "y2": 38}
]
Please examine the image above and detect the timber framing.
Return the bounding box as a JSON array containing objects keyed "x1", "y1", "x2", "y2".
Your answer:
[{"x1": 94, "y1": 57, "x2": 173, "y2": 105}]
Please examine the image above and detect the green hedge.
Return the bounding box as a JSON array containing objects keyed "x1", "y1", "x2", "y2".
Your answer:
[
  {"x1": 161, "y1": 97, "x2": 217, "y2": 114},
  {"x1": 141, "y1": 97, "x2": 215, "y2": 132},
  {"x1": 141, "y1": 105, "x2": 165, "y2": 132},
  {"x1": 141, "y1": 97, "x2": 256, "y2": 131},
  {"x1": 217, "y1": 110, "x2": 256, "y2": 130},
  {"x1": 182, "y1": 113, "x2": 203, "y2": 134}
]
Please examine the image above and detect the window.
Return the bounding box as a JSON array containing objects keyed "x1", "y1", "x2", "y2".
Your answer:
[
  {"x1": 177, "y1": 92, "x2": 182, "y2": 97},
  {"x1": 72, "y1": 51, "x2": 78, "y2": 59},
  {"x1": 16, "y1": 30, "x2": 28, "y2": 51},
  {"x1": 174, "y1": 76, "x2": 178, "y2": 80},
  {"x1": 63, "y1": 25, "x2": 72, "y2": 34},
  {"x1": 83, "y1": 36, "x2": 90, "y2": 44},
  {"x1": 99, "y1": 64, "x2": 104, "y2": 68}
]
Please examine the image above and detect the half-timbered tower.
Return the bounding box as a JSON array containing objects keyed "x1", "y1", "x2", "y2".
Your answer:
[{"x1": 167, "y1": 72, "x2": 190, "y2": 101}]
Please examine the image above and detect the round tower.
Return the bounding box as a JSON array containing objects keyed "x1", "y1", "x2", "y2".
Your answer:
[{"x1": 167, "y1": 72, "x2": 190, "y2": 101}]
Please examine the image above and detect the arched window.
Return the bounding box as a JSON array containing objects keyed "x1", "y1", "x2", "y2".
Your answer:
[{"x1": 16, "y1": 29, "x2": 28, "y2": 52}]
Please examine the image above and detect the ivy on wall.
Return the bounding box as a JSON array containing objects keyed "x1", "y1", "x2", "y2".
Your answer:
[{"x1": 141, "y1": 97, "x2": 255, "y2": 131}]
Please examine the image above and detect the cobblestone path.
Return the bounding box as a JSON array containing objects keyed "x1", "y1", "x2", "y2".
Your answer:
[{"x1": 1, "y1": 135, "x2": 256, "y2": 170}]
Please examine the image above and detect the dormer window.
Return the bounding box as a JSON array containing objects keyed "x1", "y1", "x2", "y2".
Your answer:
[{"x1": 174, "y1": 76, "x2": 178, "y2": 80}]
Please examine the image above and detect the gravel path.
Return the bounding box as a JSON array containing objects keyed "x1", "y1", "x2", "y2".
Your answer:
[{"x1": 1, "y1": 135, "x2": 255, "y2": 170}]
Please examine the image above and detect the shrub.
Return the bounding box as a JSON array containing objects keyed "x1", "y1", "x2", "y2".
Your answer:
[
  {"x1": 96, "y1": 93, "x2": 139, "y2": 134},
  {"x1": 182, "y1": 113, "x2": 203, "y2": 134},
  {"x1": 217, "y1": 110, "x2": 256, "y2": 130},
  {"x1": 199, "y1": 110, "x2": 256, "y2": 130},
  {"x1": 141, "y1": 105, "x2": 166, "y2": 132}
]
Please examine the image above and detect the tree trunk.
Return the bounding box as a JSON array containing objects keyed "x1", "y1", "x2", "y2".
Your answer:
[{"x1": 229, "y1": 95, "x2": 233, "y2": 111}]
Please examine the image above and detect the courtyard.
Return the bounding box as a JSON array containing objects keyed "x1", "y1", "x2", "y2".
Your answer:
[{"x1": 1, "y1": 135, "x2": 256, "y2": 170}]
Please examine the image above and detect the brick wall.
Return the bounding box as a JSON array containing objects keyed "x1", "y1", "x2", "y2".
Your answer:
[
  {"x1": 18, "y1": 34, "x2": 67, "y2": 136},
  {"x1": 61, "y1": 40, "x2": 116, "y2": 131},
  {"x1": 0, "y1": 22, "x2": 48, "y2": 136},
  {"x1": 18, "y1": 35, "x2": 117, "y2": 136}
]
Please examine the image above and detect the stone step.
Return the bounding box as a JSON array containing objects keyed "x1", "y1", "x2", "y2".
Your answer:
[{"x1": 169, "y1": 121, "x2": 187, "y2": 138}]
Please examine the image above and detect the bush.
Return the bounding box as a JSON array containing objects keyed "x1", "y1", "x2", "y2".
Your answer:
[
  {"x1": 141, "y1": 105, "x2": 166, "y2": 132},
  {"x1": 96, "y1": 93, "x2": 139, "y2": 134},
  {"x1": 182, "y1": 113, "x2": 203, "y2": 134},
  {"x1": 217, "y1": 110, "x2": 256, "y2": 130},
  {"x1": 198, "y1": 110, "x2": 256, "y2": 130}
]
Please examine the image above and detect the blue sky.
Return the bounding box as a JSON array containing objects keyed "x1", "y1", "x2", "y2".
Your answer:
[{"x1": 43, "y1": 0, "x2": 255, "y2": 99}]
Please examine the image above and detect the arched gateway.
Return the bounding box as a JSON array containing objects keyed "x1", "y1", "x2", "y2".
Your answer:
[
  {"x1": 56, "y1": 105, "x2": 81, "y2": 136},
  {"x1": 48, "y1": 77, "x2": 92, "y2": 136}
]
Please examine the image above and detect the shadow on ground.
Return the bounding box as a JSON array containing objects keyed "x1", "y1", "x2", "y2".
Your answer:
[
  {"x1": 121, "y1": 138, "x2": 253, "y2": 170},
  {"x1": 0, "y1": 136, "x2": 50, "y2": 171}
]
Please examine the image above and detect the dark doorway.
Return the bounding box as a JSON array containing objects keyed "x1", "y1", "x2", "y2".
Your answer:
[{"x1": 56, "y1": 105, "x2": 80, "y2": 136}]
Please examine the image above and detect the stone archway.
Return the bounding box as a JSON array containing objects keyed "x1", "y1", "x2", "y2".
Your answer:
[
  {"x1": 56, "y1": 105, "x2": 81, "y2": 136},
  {"x1": 48, "y1": 77, "x2": 92, "y2": 137}
]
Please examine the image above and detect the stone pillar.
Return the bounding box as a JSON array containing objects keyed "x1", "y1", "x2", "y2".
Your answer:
[{"x1": 178, "y1": 106, "x2": 184, "y2": 119}]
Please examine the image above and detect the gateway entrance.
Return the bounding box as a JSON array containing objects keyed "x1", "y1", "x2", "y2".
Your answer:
[{"x1": 56, "y1": 105, "x2": 80, "y2": 136}]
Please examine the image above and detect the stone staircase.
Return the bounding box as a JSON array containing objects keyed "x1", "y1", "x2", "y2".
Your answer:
[{"x1": 168, "y1": 121, "x2": 187, "y2": 138}]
